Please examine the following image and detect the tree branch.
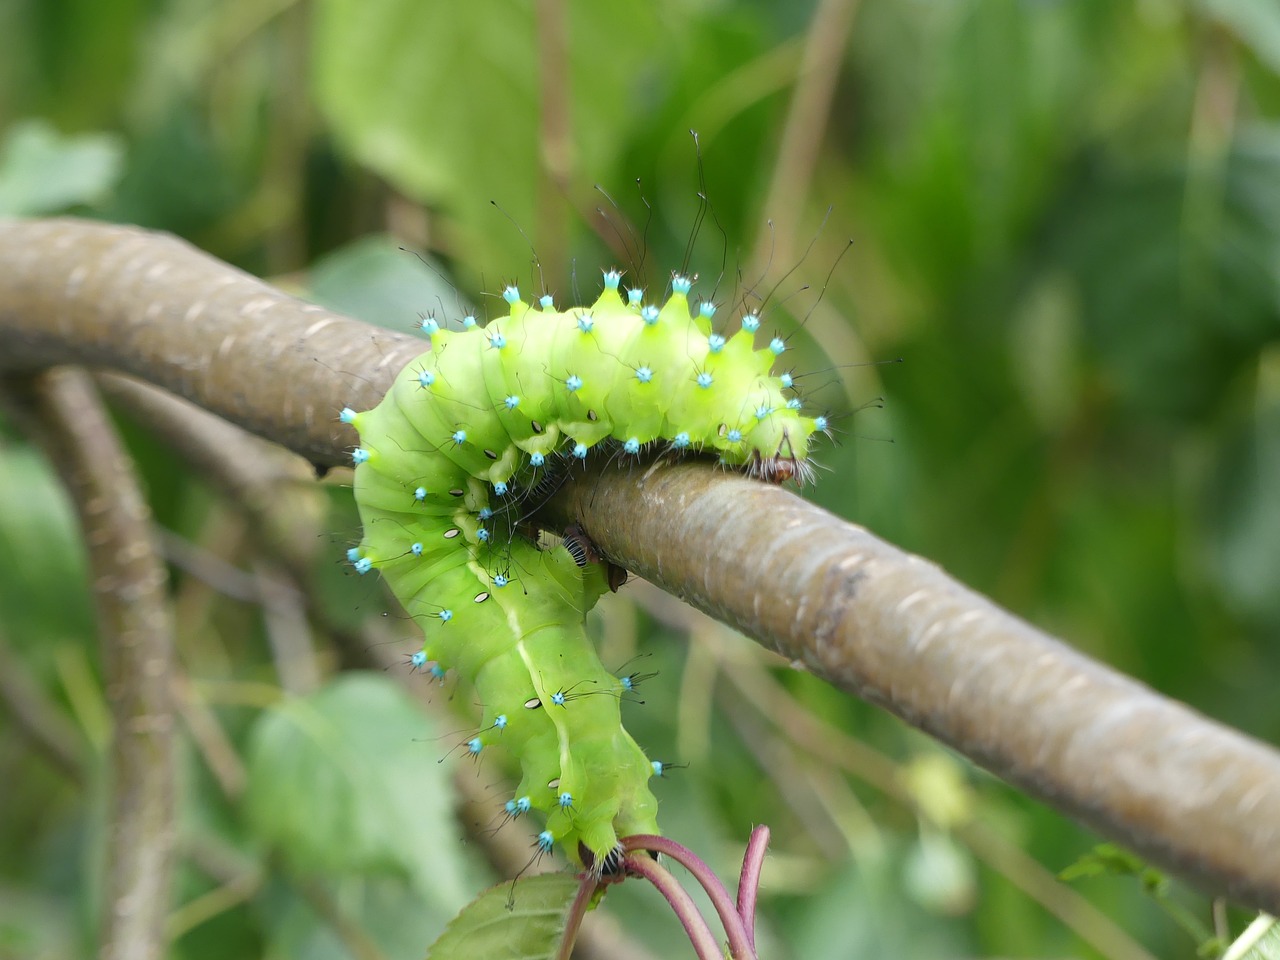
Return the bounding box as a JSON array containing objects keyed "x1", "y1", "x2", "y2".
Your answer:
[
  {"x1": 2, "y1": 367, "x2": 177, "y2": 960},
  {"x1": 2, "y1": 217, "x2": 1278, "y2": 913}
]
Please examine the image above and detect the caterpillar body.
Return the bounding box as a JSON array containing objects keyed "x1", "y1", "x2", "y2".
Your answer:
[{"x1": 344, "y1": 269, "x2": 822, "y2": 867}]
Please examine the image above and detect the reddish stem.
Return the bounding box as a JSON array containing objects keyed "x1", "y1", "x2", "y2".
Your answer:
[
  {"x1": 624, "y1": 854, "x2": 725, "y2": 960},
  {"x1": 623, "y1": 835, "x2": 756, "y2": 959},
  {"x1": 556, "y1": 873, "x2": 603, "y2": 960},
  {"x1": 736, "y1": 826, "x2": 770, "y2": 951}
]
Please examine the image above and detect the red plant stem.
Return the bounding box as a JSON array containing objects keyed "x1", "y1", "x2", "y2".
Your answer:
[
  {"x1": 623, "y1": 835, "x2": 756, "y2": 959},
  {"x1": 556, "y1": 874, "x2": 603, "y2": 960},
  {"x1": 737, "y1": 826, "x2": 770, "y2": 951},
  {"x1": 624, "y1": 854, "x2": 725, "y2": 960}
]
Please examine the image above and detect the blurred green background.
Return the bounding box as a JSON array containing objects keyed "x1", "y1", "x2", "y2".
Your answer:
[{"x1": 1, "y1": 0, "x2": 1278, "y2": 957}]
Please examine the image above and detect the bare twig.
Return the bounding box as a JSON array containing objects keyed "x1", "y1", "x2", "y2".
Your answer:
[
  {"x1": 3, "y1": 368, "x2": 176, "y2": 960},
  {"x1": 2, "y1": 218, "x2": 1279, "y2": 913}
]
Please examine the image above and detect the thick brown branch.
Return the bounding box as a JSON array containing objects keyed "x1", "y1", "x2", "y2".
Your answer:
[
  {"x1": 540, "y1": 461, "x2": 1280, "y2": 912},
  {"x1": 0, "y1": 218, "x2": 420, "y2": 468},
  {"x1": 4, "y1": 368, "x2": 177, "y2": 960},
  {"x1": 2, "y1": 218, "x2": 1279, "y2": 914}
]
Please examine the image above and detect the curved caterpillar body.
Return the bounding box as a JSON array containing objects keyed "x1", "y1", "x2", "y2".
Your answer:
[{"x1": 344, "y1": 270, "x2": 822, "y2": 866}]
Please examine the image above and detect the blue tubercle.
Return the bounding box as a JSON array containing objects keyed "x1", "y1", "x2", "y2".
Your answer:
[
  {"x1": 635, "y1": 366, "x2": 653, "y2": 384},
  {"x1": 577, "y1": 313, "x2": 594, "y2": 333},
  {"x1": 640, "y1": 305, "x2": 659, "y2": 325},
  {"x1": 430, "y1": 664, "x2": 446, "y2": 681},
  {"x1": 741, "y1": 313, "x2": 761, "y2": 333},
  {"x1": 494, "y1": 574, "x2": 509, "y2": 587},
  {"x1": 502, "y1": 285, "x2": 520, "y2": 304},
  {"x1": 462, "y1": 314, "x2": 477, "y2": 328},
  {"x1": 354, "y1": 557, "x2": 373, "y2": 575},
  {"x1": 754, "y1": 404, "x2": 774, "y2": 420},
  {"x1": 493, "y1": 481, "x2": 508, "y2": 496},
  {"x1": 699, "y1": 301, "x2": 717, "y2": 319},
  {"x1": 672, "y1": 432, "x2": 690, "y2": 449},
  {"x1": 780, "y1": 372, "x2": 794, "y2": 390},
  {"x1": 627, "y1": 288, "x2": 644, "y2": 306},
  {"x1": 420, "y1": 316, "x2": 440, "y2": 335},
  {"x1": 558, "y1": 792, "x2": 574, "y2": 809},
  {"x1": 539, "y1": 294, "x2": 554, "y2": 310},
  {"x1": 504, "y1": 395, "x2": 520, "y2": 410},
  {"x1": 346, "y1": 547, "x2": 361, "y2": 563},
  {"x1": 671, "y1": 275, "x2": 692, "y2": 295},
  {"x1": 536, "y1": 831, "x2": 555, "y2": 853},
  {"x1": 477, "y1": 528, "x2": 490, "y2": 543},
  {"x1": 696, "y1": 372, "x2": 713, "y2": 388},
  {"x1": 439, "y1": 609, "x2": 453, "y2": 622},
  {"x1": 551, "y1": 691, "x2": 567, "y2": 706},
  {"x1": 815, "y1": 415, "x2": 830, "y2": 433},
  {"x1": 411, "y1": 542, "x2": 424, "y2": 557},
  {"x1": 418, "y1": 370, "x2": 435, "y2": 388},
  {"x1": 494, "y1": 714, "x2": 508, "y2": 730},
  {"x1": 489, "y1": 332, "x2": 507, "y2": 349},
  {"x1": 572, "y1": 442, "x2": 588, "y2": 459},
  {"x1": 351, "y1": 448, "x2": 370, "y2": 465},
  {"x1": 707, "y1": 334, "x2": 726, "y2": 353},
  {"x1": 769, "y1": 337, "x2": 786, "y2": 356},
  {"x1": 452, "y1": 429, "x2": 467, "y2": 444},
  {"x1": 786, "y1": 398, "x2": 803, "y2": 411},
  {"x1": 414, "y1": 486, "x2": 427, "y2": 502},
  {"x1": 603, "y1": 269, "x2": 621, "y2": 290},
  {"x1": 727, "y1": 428, "x2": 743, "y2": 443},
  {"x1": 565, "y1": 374, "x2": 583, "y2": 393},
  {"x1": 468, "y1": 738, "x2": 483, "y2": 755},
  {"x1": 479, "y1": 508, "x2": 494, "y2": 520},
  {"x1": 410, "y1": 650, "x2": 428, "y2": 670},
  {"x1": 529, "y1": 452, "x2": 545, "y2": 467},
  {"x1": 340, "y1": 407, "x2": 358, "y2": 424},
  {"x1": 623, "y1": 437, "x2": 641, "y2": 455}
]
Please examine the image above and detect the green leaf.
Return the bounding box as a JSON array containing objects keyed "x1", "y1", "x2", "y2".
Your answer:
[
  {"x1": 1199, "y1": 0, "x2": 1280, "y2": 75},
  {"x1": 0, "y1": 119, "x2": 124, "y2": 216},
  {"x1": 425, "y1": 873, "x2": 582, "y2": 960},
  {"x1": 1224, "y1": 915, "x2": 1280, "y2": 960},
  {"x1": 306, "y1": 235, "x2": 459, "y2": 332},
  {"x1": 244, "y1": 673, "x2": 471, "y2": 910},
  {"x1": 310, "y1": 0, "x2": 678, "y2": 277}
]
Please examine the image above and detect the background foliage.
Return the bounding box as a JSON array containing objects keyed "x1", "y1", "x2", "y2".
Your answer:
[{"x1": 1, "y1": 0, "x2": 1278, "y2": 957}]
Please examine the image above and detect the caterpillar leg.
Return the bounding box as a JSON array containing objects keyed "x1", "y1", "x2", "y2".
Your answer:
[{"x1": 562, "y1": 523, "x2": 629, "y2": 592}]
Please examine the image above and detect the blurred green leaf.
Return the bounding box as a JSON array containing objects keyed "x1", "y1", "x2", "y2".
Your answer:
[
  {"x1": 311, "y1": 0, "x2": 686, "y2": 276},
  {"x1": 1200, "y1": 0, "x2": 1280, "y2": 74},
  {"x1": 244, "y1": 673, "x2": 471, "y2": 910},
  {"x1": 0, "y1": 119, "x2": 124, "y2": 216},
  {"x1": 307, "y1": 235, "x2": 459, "y2": 332},
  {"x1": 424, "y1": 872, "x2": 580, "y2": 960}
]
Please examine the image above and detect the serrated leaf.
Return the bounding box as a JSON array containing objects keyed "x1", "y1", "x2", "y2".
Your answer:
[
  {"x1": 244, "y1": 673, "x2": 470, "y2": 911},
  {"x1": 425, "y1": 873, "x2": 582, "y2": 960}
]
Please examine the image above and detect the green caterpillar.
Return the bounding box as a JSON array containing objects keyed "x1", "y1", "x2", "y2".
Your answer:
[{"x1": 343, "y1": 269, "x2": 824, "y2": 869}]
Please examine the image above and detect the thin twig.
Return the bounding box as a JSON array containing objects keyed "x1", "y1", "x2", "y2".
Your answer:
[
  {"x1": 623, "y1": 854, "x2": 725, "y2": 960},
  {"x1": 4, "y1": 368, "x2": 176, "y2": 960},
  {"x1": 622, "y1": 835, "x2": 755, "y2": 959},
  {"x1": 737, "y1": 826, "x2": 770, "y2": 951}
]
